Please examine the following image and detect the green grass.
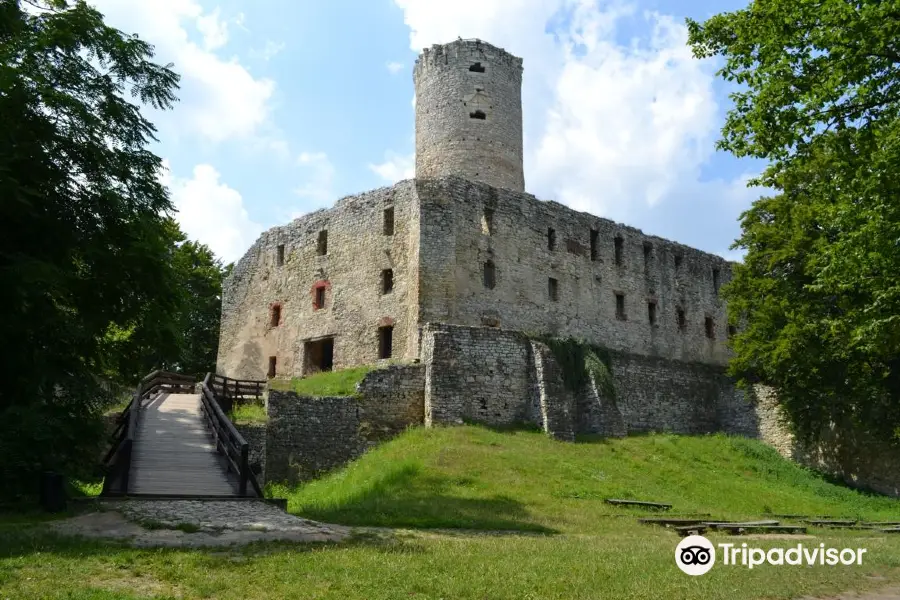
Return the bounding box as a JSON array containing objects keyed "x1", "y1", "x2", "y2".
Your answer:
[
  {"x1": 3, "y1": 426, "x2": 900, "y2": 599},
  {"x1": 270, "y1": 425, "x2": 900, "y2": 532},
  {"x1": 268, "y1": 366, "x2": 375, "y2": 397},
  {"x1": 229, "y1": 402, "x2": 268, "y2": 424}
]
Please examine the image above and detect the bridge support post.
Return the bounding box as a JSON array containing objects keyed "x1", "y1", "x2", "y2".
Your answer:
[{"x1": 239, "y1": 444, "x2": 249, "y2": 496}]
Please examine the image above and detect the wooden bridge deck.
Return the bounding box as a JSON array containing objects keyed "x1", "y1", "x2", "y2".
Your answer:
[{"x1": 130, "y1": 392, "x2": 240, "y2": 496}]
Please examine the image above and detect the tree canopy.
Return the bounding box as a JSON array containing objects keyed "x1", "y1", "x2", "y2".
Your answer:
[
  {"x1": 0, "y1": 0, "x2": 226, "y2": 498},
  {"x1": 687, "y1": 0, "x2": 900, "y2": 443}
]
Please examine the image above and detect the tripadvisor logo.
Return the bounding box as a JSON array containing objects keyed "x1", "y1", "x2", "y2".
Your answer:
[{"x1": 675, "y1": 536, "x2": 868, "y2": 576}]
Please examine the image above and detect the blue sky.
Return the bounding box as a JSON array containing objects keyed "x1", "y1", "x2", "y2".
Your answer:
[{"x1": 90, "y1": 0, "x2": 764, "y2": 264}]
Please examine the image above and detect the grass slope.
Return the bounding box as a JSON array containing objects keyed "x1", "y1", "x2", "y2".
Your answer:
[
  {"x1": 268, "y1": 366, "x2": 374, "y2": 397},
  {"x1": 271, "y1": 425, "x2": 900, "y2": 532}
]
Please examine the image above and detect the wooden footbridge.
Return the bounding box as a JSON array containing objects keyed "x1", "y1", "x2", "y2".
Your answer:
[{"x1": 102, "y1": 371, "x2": 266, "y2": 498}]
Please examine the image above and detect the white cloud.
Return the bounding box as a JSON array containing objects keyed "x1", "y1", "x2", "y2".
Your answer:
[
  {"x1": 386, "y1": 61, "x2": 405, "y2": 74},
  {"x1": 369, "y1": 152, "x2": 415, "y2": 183},
  {"x1": 161, "y1": 160, "x2": 263, "y2": 263},
  {"x1": 293, "y1": 152, "x2": 336, "y2": 208},
  {"x1": 390, "y1": 0, "x2": 753, "y2": 256},
  {"x1": 89, "y1": 0, "x2": 275, "y2": 143},
  {"x1": 251, "y1": 40, "x2": 286, "y2": 61}
]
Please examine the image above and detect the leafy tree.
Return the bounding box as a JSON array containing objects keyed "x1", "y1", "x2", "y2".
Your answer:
[
  {"x1": 0, "y1": 0, "x2": 180, "y2": 498},
  {"x1": 687, "y1": 0, "x2": 900, "y2": 443}
]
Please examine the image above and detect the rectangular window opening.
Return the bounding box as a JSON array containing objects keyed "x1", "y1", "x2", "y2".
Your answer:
[
  {"x1": 614, "y1": 236, "x2": 624, "y2": 266},
  {"x1": 648, "y1": 301, "x2": 657, "y2": 325},
  {"x1": 483, "y1": 261, "x2": 496, "y2": 289},
  {"x1": 713, "y1": 268, "x2": 720, "y2": 295},
  {"x1": 590, "y1": 229, "x2": 599, "y2": 261},
  {"x1": 314, "y1": 287, "x2": 326, "y2": 310},
  {"x1": 643, "y1": 242, "x2": 653, "y2": 267},
  {"x1": 383, "y1": 207, "x2": 395, "y2": 236},
  {"x1": 382, "y1": 269, "x2": 394, "y2": 294},
  {"x1": 304, "y1": 338, "x2": 334, "y2": 374},
  {"x1": 677, "y1": 308, "x2": 686, "y2": 332},
  {"x1": 276, "y1": 244, "x2": 285, "y2": 267},
  {"x1": 483, "y1": 208, "x2": 494, "y2": 235},
  {"x1": 615, "y1": 293, "x2": 626, "y2": 320},
  {"x1": 547, "y1": 227, "x2": 556, "y2": 251},
  {"x1": 470, "y1": 110, "x2": 487, "y2": 120},
  {"x1": 705, "y1": 317, "x2": 715, "y2": 339},
  {"x1": 267, "y1": 356, "x2": 276, "y2": 379},
  {"x1": 674, "y1": 254, "x2": 683, "y2": 271},
  {"x1": 270, "y1": 304, "x2": 281, "y2": 327},
  {"x1": 469, "y1": 62, "x2": 486, "y2": 73},
  {"x1": 548, "y1": 277, "x2": 559, "y2": 302},
  {"x1": 317, "y1": 230, "x2": 328, "y2": 256},
  {"x1": 378, "y1": 326, "x2": 394, "y2": 359}
]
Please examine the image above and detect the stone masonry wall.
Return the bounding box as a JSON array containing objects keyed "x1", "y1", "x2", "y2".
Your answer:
[
  {"x1": 265, "y1": 364, "x2": 424, "y2": 482},
  {"x1": 217, "y1": 181, "x2": 420, "y2": 380},
  {"x1": 234, "y1": 423, "x2": 267, "y2": 484},
  {"x1": 417, "y1": 176, "x2": 734, "y2": 367}
]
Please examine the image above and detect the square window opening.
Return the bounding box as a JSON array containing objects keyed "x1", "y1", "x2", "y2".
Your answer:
[
  {"x1": 317, "y1": 230, "x2": 328, "y2": 256},
  {"x1": 548, "y1": 277, "x2": 559, "y2": 301},
  {"x1": 378, "y1": 326, "x2": 394, "y2": 359},
  {"x1": 383, "y1": 207, "x2": 395, "y2": 236},
  {"x1": 304, "y1": 338, "x2": 334, "y2": 374},
  {"x1": 382, "y1": 269, "x2": 394, "y2": 294}
]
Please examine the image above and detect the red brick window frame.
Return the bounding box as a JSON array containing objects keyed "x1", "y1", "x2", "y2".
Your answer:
[{"x1": 311, "y1": 280, "x2": 331, "y2": 310}]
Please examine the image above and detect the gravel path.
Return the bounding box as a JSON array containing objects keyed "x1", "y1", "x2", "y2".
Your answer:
[{"x1": 51, "y1": 499, "x2": 351, "y2": 548}]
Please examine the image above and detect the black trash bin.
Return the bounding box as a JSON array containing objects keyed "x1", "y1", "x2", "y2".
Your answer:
[{"x1": 40, "y1": 471, "x2": 67, "y2": 513}]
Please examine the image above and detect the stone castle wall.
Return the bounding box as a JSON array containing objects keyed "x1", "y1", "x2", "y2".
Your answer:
[
  {"x1": 217, "y1": 181, "x2": 421, "y2": 380},
  {"x1": 265, "y1": 364, "x2": 424, "y2": 482},
  {"x1": 414, "y1": 39, "x2": 525, "y2": 193},
  {"x1": 417, "y1": 177, "x2": 735, "y2": 366}
]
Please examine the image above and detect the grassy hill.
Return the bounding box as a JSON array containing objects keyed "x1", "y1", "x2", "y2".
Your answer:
[{"x1": 270, "y1": 425, "x2": 900, "y2": 533}]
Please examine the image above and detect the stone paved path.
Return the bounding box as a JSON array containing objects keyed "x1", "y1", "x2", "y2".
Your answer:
[{"x1": 52, "y1": 500, "x2": 350, "y2": 548}]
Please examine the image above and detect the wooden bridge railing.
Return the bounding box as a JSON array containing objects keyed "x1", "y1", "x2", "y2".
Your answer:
[
  {"x1": 101, "y1": 370, "x2": 197, "y2": 496},
  {"x1": 200, "y1": 373, "x2": 264, "y2": 497},
  {"x1": 207, "y1": 373, "x2": 265, "y2": 414}
]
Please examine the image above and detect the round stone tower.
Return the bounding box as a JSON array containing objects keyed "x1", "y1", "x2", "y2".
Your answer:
[{"x1": 413, "y1": 39, "x2": 525, "y2": 192}]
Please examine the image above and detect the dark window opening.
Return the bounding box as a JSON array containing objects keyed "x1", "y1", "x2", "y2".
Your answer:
[
  {"x1": 382, "y1": 269, "x2": 394, "y2": 294},
  {"x1": 270, "y1": 304, "x2": 281, "y2": 327},
  {"x1": 728, "y1": 324, "x2": 738, "y2": 339},
  {"x1": 304, "y1": 338, "x2": 334, "y2": 374},
  {"x1": 705, "y1": 317, "x2": 715, "y2": 339},
  {"x1": 648, "y1": 301, "x2": 657, "y2": 325},
  {"x1": 469, "y1": 62, "x2": 486, "y2": 73},
  {"x1": 674, "y1": 254, "x2": 683, "y2": 271},
  {"x1": 276, "y1": 244, "x2": 285, "y2": 266},
  {"x1": 378, "y1": 326, "x2": 394, "y2": 359},
  {"x1": 483, "y1": 208, "x2": 494, "y2": 235},
  {"x1": 470, "y1": 110, "x2": 487, "y2": 120},
  {"x1": 547, "y1": 227, "x2": 556, "y2": 251},
  {"x1": 677, "y1": 308, "x2": 686, "y2": 331},
  {"x1": 615, "y1": 293, "x2": 626, "y2": 320},
  {"x1": 548, "y1": 277, "x2": 559, "y2": 301},
  {"x1": 713, "y1": 268, "x2": 720, "y2": 295},
  {"x1": 614, "y1": 236, "x2": 624, "y2": 266},
  {"x1": 317, "y1": 230, "x2": 328, "y2": 255},
  {"x1": 590, "y1": 229, "x2": 599, "y2": 261},
  {"x1": 267, "y1": 356, "x2": 276, "y2": 379},
  {"x1": 483, "y1": 260, "x2": 496, "y2": 289},
  {"x1": 314, "y1": 287, "x2": 326, "y2": 310},
  {"x1": 383, "y1": 207, "x2": 395, "y2": 236},
  {"x1": 643, "y1": 242, "x2": 653, "y2": 266}
]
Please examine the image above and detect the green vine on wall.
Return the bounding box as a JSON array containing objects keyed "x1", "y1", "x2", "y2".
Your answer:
[{"x1": 528, "y1": 335, "x2": 616, "y2": 399}]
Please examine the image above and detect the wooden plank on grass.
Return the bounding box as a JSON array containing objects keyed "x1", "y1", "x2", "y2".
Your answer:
[
  {"x1": 720, "y1": 525, "x2": 807, "y2": 535},
  {"x1": 605, "y1": 499, "x2": 672, "y2": 510},
  {"x1": 674, "y1": 525, "x2": 708, "y2": 537},
  {"x1": 705, "y1": 520, "x2": 780, "y2": 527},
  {"x1": 639, "y1": 518, "x2": 705, "y2": 527},
  {"x1": 804, "y1": 519, "x2": 857, "y2": 527}
]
